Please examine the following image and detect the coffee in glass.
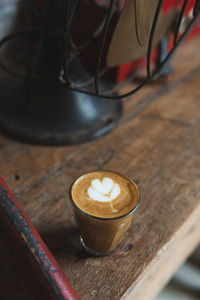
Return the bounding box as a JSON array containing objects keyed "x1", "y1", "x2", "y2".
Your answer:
[{"x1": 70, "y1": 170, "x2": 139, "y2": 256}]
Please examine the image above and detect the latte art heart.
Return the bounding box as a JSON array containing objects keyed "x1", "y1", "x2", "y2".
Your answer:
[
  {"x1": 72, "y1": 170, "x2": 138, "y2": 219},
  {"x1": 88, "y1": 177, "x2": 120, "y2": 202}
]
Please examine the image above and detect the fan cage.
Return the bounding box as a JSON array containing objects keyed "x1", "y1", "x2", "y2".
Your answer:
[{"x1": 0, "y1": 0, "x2": 199, "y2": 99}]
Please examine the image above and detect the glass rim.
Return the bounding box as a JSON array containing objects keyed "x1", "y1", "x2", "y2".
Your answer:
[{"x1": 69, "y1": 170, "x2": 140, "y2": 221}]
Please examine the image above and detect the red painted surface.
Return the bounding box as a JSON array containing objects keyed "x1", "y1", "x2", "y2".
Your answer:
[{"x1": 0, "y1": 176, "x2": 80, "y2": 300}]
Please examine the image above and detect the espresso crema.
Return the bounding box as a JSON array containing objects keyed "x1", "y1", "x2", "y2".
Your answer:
[{"x1": 71, "y1": 171, "x2": 138, "y2": 218}]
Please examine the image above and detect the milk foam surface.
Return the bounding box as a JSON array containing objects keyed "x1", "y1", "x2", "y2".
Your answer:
[
  {"x1": 71, "y1": 171, "x2": 139, "y2": 218},
  {"x1": 88, "y1": 177, "x2": 120, "y2": 202}
]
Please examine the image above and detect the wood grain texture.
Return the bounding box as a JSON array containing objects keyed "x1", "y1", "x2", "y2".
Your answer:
[
  {"x1": 125, "y1": 203, "x2": 200, "y2": 300},
  {"x1": 0, "y1": 35, "x2": 200, "y2": 300}
]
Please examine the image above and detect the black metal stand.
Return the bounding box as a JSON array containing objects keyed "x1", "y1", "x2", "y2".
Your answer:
[{"x1": 0, "y1": 76, "x2": 122, "y2": 145}]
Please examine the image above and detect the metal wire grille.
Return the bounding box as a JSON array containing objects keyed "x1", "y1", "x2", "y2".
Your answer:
[{"x1": 0, "y1": 0, "x2": 199, "y2": 99}]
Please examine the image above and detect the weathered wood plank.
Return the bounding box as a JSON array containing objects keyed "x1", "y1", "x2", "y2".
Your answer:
[
  {"x1": 4, "y1": 65, "x2": 199, "y2": 300},
  {"x1": 0, "y1": 36, "x2": 200, "y2": 300},
  {"x1": 41, "y1": 69, "x2": 200, "y2": 300},
  {"x1": 125, "y1": 206, "x2": 200, "y2": 300}
]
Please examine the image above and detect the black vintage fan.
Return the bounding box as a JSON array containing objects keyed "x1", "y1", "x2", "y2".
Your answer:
[{"x1": 0, "y1": 0, "x2": 199, "y2": 145}]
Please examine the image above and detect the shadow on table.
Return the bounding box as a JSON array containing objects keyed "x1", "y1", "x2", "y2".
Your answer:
[{"x1": 39, "y1": 224, "x2": 91, "y2": 262}]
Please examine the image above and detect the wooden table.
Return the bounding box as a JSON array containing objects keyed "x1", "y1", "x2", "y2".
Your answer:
[{"x1": 0, "y1": 35, "x2": 200, "y2": 300}]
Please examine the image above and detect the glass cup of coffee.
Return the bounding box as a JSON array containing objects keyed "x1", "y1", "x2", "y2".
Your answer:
[{"x1": 69, "y1": 170, "x2": 140, "y2": 256}]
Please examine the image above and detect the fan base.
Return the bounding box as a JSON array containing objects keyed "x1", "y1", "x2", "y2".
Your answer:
[{"x1": 0, "y1": 77, "x2": 122, "y2": 145}]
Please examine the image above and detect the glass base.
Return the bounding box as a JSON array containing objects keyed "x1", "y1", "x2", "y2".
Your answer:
[{"x1": 80, "y1": 236, "x2": 114, "y2": 257}]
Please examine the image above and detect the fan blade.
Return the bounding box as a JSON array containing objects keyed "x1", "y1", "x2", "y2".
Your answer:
[{"x1": 107, "y1": 0, "x2": 178, "y2": 67}]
